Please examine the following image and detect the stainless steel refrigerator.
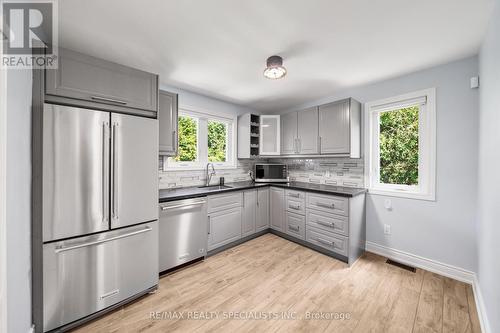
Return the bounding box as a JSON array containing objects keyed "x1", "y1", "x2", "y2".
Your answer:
[{"x1": 42, "y1": 103, "x2": 159, "y2": 332}]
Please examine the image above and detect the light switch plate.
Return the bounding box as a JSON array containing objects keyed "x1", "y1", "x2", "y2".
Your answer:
[{"x1": 384, "y1": 199, "x2": 392, "y2": 210}]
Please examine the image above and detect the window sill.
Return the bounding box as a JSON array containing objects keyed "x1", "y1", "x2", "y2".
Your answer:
[{"x1": 368, "y1": 188, "x2": 436, "y2": 201}]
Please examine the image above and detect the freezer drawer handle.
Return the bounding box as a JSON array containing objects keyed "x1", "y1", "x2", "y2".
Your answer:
[
  {"x1": 160, "y1": 200, "x2": 206, "y2": 210},
  {"x1": 100, "y1": 289, "x2": 120, "y2": 300},
  {"x1": 91, "y1": 96, "x2": 127, "y2": 105},
  {"x1": 54, "y1": 227, "x2": 152, "y2": 253}
]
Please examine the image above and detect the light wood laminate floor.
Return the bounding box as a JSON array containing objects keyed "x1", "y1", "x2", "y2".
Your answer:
[{"x1": 73, "y1": 233, "x2": 481, "y2": 333}]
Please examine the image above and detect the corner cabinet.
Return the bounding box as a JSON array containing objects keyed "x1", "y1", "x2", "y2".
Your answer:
[
  {"x1": 259, "y1": 115, "x2": 280, "y2": 156},
  {"x1": 242, "y1": 190, "x2": 257, "y2": 237},
  {"x1": 270, "y1": 187, "x2": 285, "y2": 232},
  {"x1": 256, "y1": 188, "x2": 270, "y2": 232},
  {"x1": 318, "y1": 98, "x2": 361, "y2": 158},
  {"x1": 159, "y1": 90, "x2": 179, "y2": 156}
]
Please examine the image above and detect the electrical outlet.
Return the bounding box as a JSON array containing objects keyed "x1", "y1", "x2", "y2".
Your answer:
[
  {"x1": 384, "y1": 224, "x2": 391, "y2": 235},
  {"x1": 384, "y1": 199, "x2": 392, "y2": 210}
]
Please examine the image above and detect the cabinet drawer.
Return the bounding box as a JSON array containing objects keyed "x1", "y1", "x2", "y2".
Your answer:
[
  {"x1": 46, "y1": 48, "x2": 158, "y2": 113},
  {"x1": 285, "y1": 189, "x2": 306, "y2": 200},
  {"x1": 208, "y1": 192, "x2": 243, "y2": 213},
  {"x1": 286, "y1": 196, "x2": 305, "y2": 215},
  {"x1": 306, "y1": 193, "x2": 348, "y2": 216},
  {"x1": 306, "y1": 209, "x2": 348, "y2": 236},
  {"x1": 306, "y1": 226, "x2": 348, "y2": 256},
  {"x1": 285, "y1": 211, "x2": 306, "y2": 240}
]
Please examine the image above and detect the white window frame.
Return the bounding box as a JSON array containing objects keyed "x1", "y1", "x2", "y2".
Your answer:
[
  {"x1": 365, "y1": 88, "x2": 436, "y2": 201},
  {"x1": 164, "y1": 105, "x2": 237, "y2": 170}
]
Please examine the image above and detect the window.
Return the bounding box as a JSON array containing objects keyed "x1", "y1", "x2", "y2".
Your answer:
[
  {"x1": 366, "y1": 88, "x2": 436, "y2": 200},
  {"x1": 165, "y1": 108, "x2": 235, "y2": 170}
]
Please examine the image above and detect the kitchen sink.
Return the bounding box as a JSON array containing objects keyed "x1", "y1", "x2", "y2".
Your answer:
[{"x1": 197, "y1": 185, "x2": 233, "y2": 191}]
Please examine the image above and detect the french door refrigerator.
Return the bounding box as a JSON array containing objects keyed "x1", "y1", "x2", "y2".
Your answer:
[{"x1": 42, "y1": 103, "x2": 159, "y2": 332}]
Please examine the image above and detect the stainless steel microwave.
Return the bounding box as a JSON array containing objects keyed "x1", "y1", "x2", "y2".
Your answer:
[{"x1": 254, "y1": 164, "x2": 289, "y2": 183}]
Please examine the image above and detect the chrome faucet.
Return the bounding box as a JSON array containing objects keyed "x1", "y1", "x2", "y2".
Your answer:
[{"x1": 205, "y1": 163, "x2": 216, "y2": 186}]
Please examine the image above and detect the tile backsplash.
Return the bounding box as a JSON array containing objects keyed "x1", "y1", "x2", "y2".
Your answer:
[
  {"x1": 269, "y1": 158, "x2": 365, "y2": 188},
  {"x1": 159, "y1": 157, "x2": 365, "y2": 189},
  {"x1": 158, "y1": 158, "x2": 259, "y2": 189}
]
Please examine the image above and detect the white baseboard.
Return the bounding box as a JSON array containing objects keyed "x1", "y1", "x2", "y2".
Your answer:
[
  {"x1": 366, "y1": 241, "x2": 491, "y2": 332},
  {"x1": 472, "y1": 275, "x2": 491, "y2": 333},
  {"x1": 365, "y1": 241, "x2": 474, "y2": 283}
]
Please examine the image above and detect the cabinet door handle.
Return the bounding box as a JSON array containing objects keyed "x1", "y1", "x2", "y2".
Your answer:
[
  {"x1": 207, "y1": 216, "x2": 211, "y2": 234},
  {"x1": 91, "y1": 96, "x2": 127, "y2": 105},
  {"x1": 315, "y1": 237, "x2": 334, "y2": 247},
  {"x1": 317, "y1": 202, "x2": 335, "y2": 209},
  {"x1": 289, "y1": 204, "x2": 300, "y2": 210},
  {"x1": 316, "y1": 220, "x2": 335, "y2": 228},
  {"x1": 318, "y1": 136, "x2": 322, "y2": 152},
  {"x1": 288, "y1": 193, "x2": 300, "y2": 198}
]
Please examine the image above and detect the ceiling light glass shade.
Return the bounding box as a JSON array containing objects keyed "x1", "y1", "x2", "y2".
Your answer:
[{"x1": 264, "y1": 55, "x2": 287, "y2": 79}]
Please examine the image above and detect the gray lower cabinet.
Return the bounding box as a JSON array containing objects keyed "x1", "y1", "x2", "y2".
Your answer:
[
  {"x1": 242, "y1": 190, "x2": 257, "y2": 237},
  {"x1": 45, "y1": 48, "x2": 158, "y2": 114},
  {"x1": 256, "y1": 188, "x2": 270, "y2": 232},
  {"x1": 270, "y1": 187, "x2": 285, "y2": 231},
  {"x1": 159, "y1": 90, "x2": 178, "y2": 155},
  {"x1": 305, "y1": 192, "x2": 366, "y2": 264},
  {"x1": 285, "y1": 211, "x2": 306, "y2": 240},
  {"x1": 207, "y1": 207, "x2": 242, "y2": 251}
]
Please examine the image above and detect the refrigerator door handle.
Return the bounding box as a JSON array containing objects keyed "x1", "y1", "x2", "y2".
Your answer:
[
  {"x1": 54, "y1": 226, "x2": 152, "y2": 253},
  {"x1": 111, "y1": 122, "x2": 118, "y2": 220},
  {"x1": 102, "y1": 121, "x2": 109, "y2": 223}
]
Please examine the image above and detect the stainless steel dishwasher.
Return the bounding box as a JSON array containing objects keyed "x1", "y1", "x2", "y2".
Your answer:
[{"x1": 159, "y1": 197, "x2": 208, "y2": 272}]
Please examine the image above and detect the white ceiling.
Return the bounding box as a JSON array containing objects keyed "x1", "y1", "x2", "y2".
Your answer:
[{"x1": 59, "y1": 0, "x2": 494, "y2": 112}]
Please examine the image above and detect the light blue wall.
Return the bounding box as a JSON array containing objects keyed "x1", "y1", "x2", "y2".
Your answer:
[
  {"x1": 160, "y1": 84, "x2": 258, "y2": 116},
  {"x1": 276, "y1": 57, "x2": 480, "y2": 273},
  {"x1": 478, "y1": 1, "x2": 500, "y2": 332}
]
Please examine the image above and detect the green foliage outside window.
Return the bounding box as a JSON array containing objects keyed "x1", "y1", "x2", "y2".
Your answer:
[
  {"x1": 176, "y1": 116, "x2": 198, "y2": 161},
  {"x1": 208, "y1": 120, "x2": 227, "y2": 162},
  {"x1": 379, "y1": 106, "x2": 419, "y2": 185}
]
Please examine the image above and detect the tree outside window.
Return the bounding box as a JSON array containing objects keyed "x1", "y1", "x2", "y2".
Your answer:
[{"x1": 379, "y1": 106, "x2": 419, "y2": 185}]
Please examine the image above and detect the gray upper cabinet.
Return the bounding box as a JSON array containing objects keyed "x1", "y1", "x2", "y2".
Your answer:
[
  {"x1": 242, "y1": 190, "x2": 257, "y2": 237},
  {"x1": 270, "y1": 187, "x2": 285, "y2": 232},
  {"x1": 318, "y1": 98, "x2": 361, "y2": 158},
  {"x1": 280, "y1": 107, "x2": 319, "y2": 155},
  {"x1": 256, "y1": 188, "x2": 269, "y2": 232},
  {"x1": 45, "y1": 48, "x2": 159, "y2": 115},
  {"x1": 281, "y1": 112, "x2": 297, "y2": 155},
  {"x1": 297, "y1": 107, "x2": 319, "y2": 154},
  {"x1": 159, "y1": 90, "x2": 178, "y2": 156}
]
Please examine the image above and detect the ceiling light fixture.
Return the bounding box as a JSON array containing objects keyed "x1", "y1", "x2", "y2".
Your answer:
[{"x1": 263, "y1": 55, "x2": 287, "y2": 79}]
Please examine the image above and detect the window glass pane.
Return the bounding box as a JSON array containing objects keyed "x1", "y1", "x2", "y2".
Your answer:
[
  {"x1": 207, "y1": 120, "x2": 227, "y2": 162},
  {"x1": 176, "y1": 115, "x2": 198, "y2": 162},
  {"x1": 379, "y1": 105, "x2": 419, "y2": 185}
]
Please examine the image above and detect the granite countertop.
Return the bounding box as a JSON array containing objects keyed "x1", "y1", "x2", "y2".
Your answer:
[{"x1": 159, "y1": 181, "x2": 367, "y2": 203}]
